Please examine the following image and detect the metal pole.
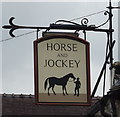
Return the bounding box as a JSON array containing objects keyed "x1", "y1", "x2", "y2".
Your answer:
[
  {"x1": 83, "y1": 30, "x2": 86, "y2": 40},
  {"x1": 108, "y1": 0, "x2": 114, "y2": 88},
  {"x1": 36, "y1": 29, "x2": 39, "y2": 40},
  {"x1": 103, "y1": 32, "x2": 110, "y2": 96},
  {"x1": 91, "y1": 40, "x2": 115, "y2": 97}
]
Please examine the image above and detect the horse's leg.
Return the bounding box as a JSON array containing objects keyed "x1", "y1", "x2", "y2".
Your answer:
[
  {"x1": 62, "y1": 86, "x2": 65, "y2": 96},
  {"x1": 52, "y1": 86, "x2": 56, "y2": 95},
  {"x1": 64, "y1": 86, "x2": 68, "y2": 95},
  {"x1": 48, "y1": 86, "x2": 51, "y2": 95}
]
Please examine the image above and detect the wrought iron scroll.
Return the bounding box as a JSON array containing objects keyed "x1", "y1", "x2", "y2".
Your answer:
[
  {"x1": 3, "y1": 16, "x2": 112, "y2": 38},
  {"x1": 81, "y1": 18, "x2": 89, "y2": 26},
  {"x1": 2, "y1": 17, "x2": 50, "y2": 37}
]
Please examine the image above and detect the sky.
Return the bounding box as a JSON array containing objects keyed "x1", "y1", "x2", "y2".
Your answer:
[{"x1": 0, "y1": 0, "x2": 119, "y2": 97}]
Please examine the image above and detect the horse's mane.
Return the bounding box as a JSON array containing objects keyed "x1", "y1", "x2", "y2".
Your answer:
[{"x1": 61, "y1": 73, "x2": 73, "y2": 79}]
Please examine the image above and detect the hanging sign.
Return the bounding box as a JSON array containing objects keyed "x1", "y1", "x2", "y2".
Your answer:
[{"x1": 34, "y1": 34, "x2": 91, "y2": 105}]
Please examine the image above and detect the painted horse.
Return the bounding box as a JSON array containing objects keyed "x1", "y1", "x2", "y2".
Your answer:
[{"x1": 44, "y1": 73, "x2": 76, "y2": 96}]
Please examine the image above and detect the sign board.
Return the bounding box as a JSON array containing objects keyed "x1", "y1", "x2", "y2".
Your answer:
[{"x1": 34, "y1": 34, "x2": 91, "y2": 105}]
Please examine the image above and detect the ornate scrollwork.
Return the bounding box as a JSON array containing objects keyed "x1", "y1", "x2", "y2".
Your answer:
[
  {"x1": 2, "y1": 17, "x2": 19, "y2": 37},
  {"x1": 81, "y1": 18, "x2": 89, "y2": 26},
  {"x1": 104, "y1": 11, "x2": 109, "y2": 16},
  {"x1": 95, "y1": 11, "x2": 110, "y2": 28},
  {"x1": 2, "y1": 17, "x2": 50, "y2": 37},
  {"x1": 2, "y1": 15, "x2": 111, "y2": 38}
]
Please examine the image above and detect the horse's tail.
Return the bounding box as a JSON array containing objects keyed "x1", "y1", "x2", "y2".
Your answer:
[{"x1": 44, "y1": 78, "x2": 49, "y2": 90}]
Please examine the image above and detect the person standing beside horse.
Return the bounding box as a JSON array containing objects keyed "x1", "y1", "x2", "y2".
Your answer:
[{"x1": 74, "y1": 77, "x2": 81, "y2": 96}]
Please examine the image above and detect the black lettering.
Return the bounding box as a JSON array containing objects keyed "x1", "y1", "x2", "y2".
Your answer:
[
  {"x1": 44, "y1": 59, "x2": 47, "y2": 67},
  {"x1": 48, "y1": 59, "x2": 54, "y2": 67},
  {"x1": 61, "y1": 43, "x2": 66, "y2": 51},
  {"x1": 56, "y1": 60, "x2": 61, "y2": 67},
  {"x1": 73, "y1": 44, "x2": 77, "y2": 51},
  {"x1": 62, "y1": 60, "x2": 68, "y2": 67},
  {"x1": 46, "y1": 43, "x2": 77, "y2": 51},
  {"x1": 54, "y1": 43, "x2": 60, "y2": 51},
  {"x1": 63, "y1": 53, "x2": 68, "y2": 57},
  {"x1": 57, "y1": 53, "x2": 61, "y2": 57},
  {"x1": 44, "y1": 59, "x2": 80, "y2": 68},
  {"x1": 67, "y1": 43, "x2": 72, "y2": 51},
  {"x1": 74, "y1": 60, "x2": 80, "y2": 68},
  {"x1": 57, "y1": 53, "x2": 68, "y2": 57},
  {"x1": 47, "y1": 43, "x2": 53, "y2": 51},
  {"x1": 69, "y1": 60, "x2": 74, "y2": 68}
]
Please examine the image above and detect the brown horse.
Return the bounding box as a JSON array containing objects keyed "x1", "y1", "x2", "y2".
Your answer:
[{"x1": 44, "y1": 73, "x2": 76, "y2": 96}]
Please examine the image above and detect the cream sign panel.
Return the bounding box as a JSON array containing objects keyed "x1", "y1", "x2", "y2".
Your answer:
[{"x1": 34, "y1": 35, "x2": 91, "y2": 105}]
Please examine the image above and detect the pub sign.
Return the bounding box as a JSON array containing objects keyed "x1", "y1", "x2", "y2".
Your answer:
[{"x1": 34, "y1": 34, "x2": 91, "y2": 105}]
